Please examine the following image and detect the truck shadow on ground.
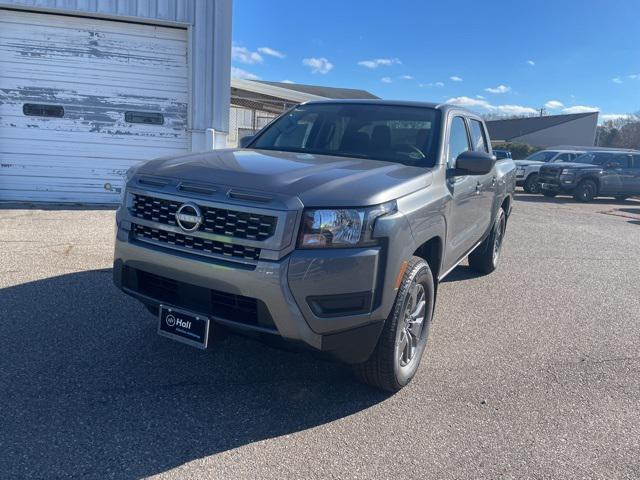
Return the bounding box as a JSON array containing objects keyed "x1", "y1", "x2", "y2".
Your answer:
[{"x1": 0, "y1": 270, "x2": 388, "y2": 479}]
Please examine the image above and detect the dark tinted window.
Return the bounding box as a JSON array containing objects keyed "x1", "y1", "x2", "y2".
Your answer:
[
  {"x1": 554, "y1": 153, "x2": 571, "y2": 162},
  {"x1": 574, "y1": 152, "x2": 616, "y2": 165},
  {"x1": 610, "y1": 154, "x2": 630, "y2": 168},
  {"x1": 252, "y1": 103, "x2": 441, "y2": 167},
  {"x1": 633, "y1": 155, "x2": 640, "y2": 168},
  {"x1": 23, "y1": 103, "x2": 64, "y2": 118},
  {"x1": 125, "y1": 111, "x2": 164, "y2": 125},
  {"x1": 468, "y1": 119, "x2": 489, "y2": 153},
  {"x1": 447, "y1": 117, "x2": 470, "y2": 168}
]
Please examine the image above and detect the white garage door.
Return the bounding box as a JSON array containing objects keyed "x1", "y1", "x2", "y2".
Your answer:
[{"x1": 0, "y1": 9, "x2": 190, "y2": 203}]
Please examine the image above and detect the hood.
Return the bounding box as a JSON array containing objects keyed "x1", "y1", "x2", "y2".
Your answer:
[
  {"x1": 514, "y1": 160, "x2": 544, "y2": 167},
  {"x1": 136, "y1": 148, "x2": 432, "y2": 207}
]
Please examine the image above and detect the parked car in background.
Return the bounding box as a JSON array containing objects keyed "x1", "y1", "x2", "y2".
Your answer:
[
  {"x1": 515, "y1": 149, "x2": 585, "y2": 193},
  {"x1": 113, "y1": 100, "x2": 515, "y2": 392},
  {"x1": 493, "y1": 149, "x2": 512, "y2": 160},
  {"x1": 538, "y1": 150, "x2": 640, "y2": 202}
]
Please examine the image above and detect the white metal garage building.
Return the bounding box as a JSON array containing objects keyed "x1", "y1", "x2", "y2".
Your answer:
[{"x1": 0, "y1": 0, "x2": 232, "y2": 203}]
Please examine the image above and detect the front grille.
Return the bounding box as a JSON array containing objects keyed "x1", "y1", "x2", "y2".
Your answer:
[
  {"x1": 132, "y1": 224, "x2": 261, "y2": 261},
  {"x1": 124, "y1": 268, "x2": 276, "y2": 330},
  {"x1": 131, "y1": 194, "x2": 277, "y2": 241}
]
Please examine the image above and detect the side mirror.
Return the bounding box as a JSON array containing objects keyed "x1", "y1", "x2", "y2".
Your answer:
[
  {"x1": 239, "y1": 135, "x2": 255, "y2": 148},
  {"x1": 453, "y1": 151, "x2": 496, "y2": 176}
]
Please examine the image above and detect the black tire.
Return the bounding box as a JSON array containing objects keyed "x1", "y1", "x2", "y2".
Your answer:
[
  {"x1": 353, "y1": 256, "x2": 434, "y2": 392},
  {"x1": 573, "y1": 179, "x2": 597, "y2": 202},
  {"x1": 614, "y1": 196, "x2": 628, "y2": 202},
  {"x1": 468, "y1": 208, "x2": 506, "y2": 274},
  {"x1": 541, "y1": 189, "x2": 557, "y2": 198},
  {"x1": 523, "y1": 174, "x2": 540, "y2": 194}
]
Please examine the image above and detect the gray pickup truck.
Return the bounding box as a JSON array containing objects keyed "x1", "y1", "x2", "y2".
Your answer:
[{"x1": 113, "y1": 100, "x2": 515, "y2": 391}]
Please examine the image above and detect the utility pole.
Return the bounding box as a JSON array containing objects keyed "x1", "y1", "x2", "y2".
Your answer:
[{"x1": 539, "y1": 107, "x2": 546, "y2": 117}]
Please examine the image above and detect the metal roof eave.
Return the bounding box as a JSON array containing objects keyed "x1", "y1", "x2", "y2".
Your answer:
[{"x1": 231, "y1": 78, "x2": 328, "y2": 103}]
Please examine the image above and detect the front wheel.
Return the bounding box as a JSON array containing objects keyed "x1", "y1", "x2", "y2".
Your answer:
[
  {"x1": 573, "y1": 179, "x2": 597, "y2": 202},
  {"x1": 468, "y1": 208, "x2": 507, "y2": 274},
  {"x1": 353, "y1": 256, "x2": 434, "y2": 392},
  {"x1": 523, "y1": 174, "x2": 540, "y2": 194}
]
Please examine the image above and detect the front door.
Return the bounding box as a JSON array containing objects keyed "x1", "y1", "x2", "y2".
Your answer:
[
  {"x1": 630, "y1": 155, "x2": 640, "y2": 195},
  {"x1": 444, "y1": 116, "x2": 481, "y2": 268},
  {"x1": 600, "y1": 154, "x2": 631, "y2": 194}
]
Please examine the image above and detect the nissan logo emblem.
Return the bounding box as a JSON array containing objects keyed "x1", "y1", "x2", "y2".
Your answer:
[{"x1": 175, "y1": 203, "x2": 203, "y2": 232}]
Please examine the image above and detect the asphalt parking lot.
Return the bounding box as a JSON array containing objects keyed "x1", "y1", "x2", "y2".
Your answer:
[{"x1": 1, "y1": 194, "x2": 639, "y2": 480}]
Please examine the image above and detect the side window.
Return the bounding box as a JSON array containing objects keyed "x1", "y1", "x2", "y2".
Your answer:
[
  {"x1": 611, "y1": 154, "x2": 630, "y2": 168},
  {"x1": 554, "y1": 153, "x2": 571, "y2": 162},
  {"x1": 468, "y1": 119, "x2": 489, "y2": 153},
  {"x1": 447, "y1": 116, "x2": 470, "y2": 168},
  {"x1": 633, "y1": 155, "x2": 640, "y2": 168}
]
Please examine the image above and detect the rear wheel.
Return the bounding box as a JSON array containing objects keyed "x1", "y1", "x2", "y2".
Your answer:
[
  {"x1": 468, "y1": 208, "x2": 506, "y2": 274},
  {"x1": 353, "y1": 256, "x2": 434, "y2": 392},
  {"x1": 541, "y1": 189, "x2": 557, "y2": 198},
  {"x1": 573, "y1": 179, "x2": 597, "y2": 202},
  {"x1": 523, "y1": 174, "x2": 540, "y2": 194}
]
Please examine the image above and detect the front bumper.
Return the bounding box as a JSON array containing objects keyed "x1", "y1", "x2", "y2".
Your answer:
[
  {"x1": 538, "y1": 177, "x2": 577, "y2": 192},
  {"x1": 113, "y1": 228, "x2": 387, "y2": 364}
]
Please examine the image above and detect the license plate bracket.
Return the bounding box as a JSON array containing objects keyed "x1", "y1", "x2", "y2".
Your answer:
[{"x1": 158, "y1": 305, "x2": 210, "y2": 349}]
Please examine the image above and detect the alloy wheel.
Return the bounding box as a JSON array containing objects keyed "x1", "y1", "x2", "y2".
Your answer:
[{"x1": 397, "y1": 282, "x2": 427, "y2": 368}]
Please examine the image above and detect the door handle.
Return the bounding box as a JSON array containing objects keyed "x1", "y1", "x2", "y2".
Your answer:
[{"x1": 476, "y1": 182, "x2": 481, "y2": 194}]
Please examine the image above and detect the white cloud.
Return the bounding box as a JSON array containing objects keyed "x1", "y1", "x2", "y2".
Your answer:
[
  {"x1": 527, "y1": 60, "x2": 535, "y2": 66},
  {"x1": 399, "y1": 75, "x2": 414, "y2": 80},
  {"x1": 232, "y1": 46, "x2": 263, "y2": 64},
  {"x1": 600, "y1": 113, "x2": 638, "y2": 123},
  {"x1": 450, "y1": 76, "x2": 463, "y2": 82},
  {"x1": 476, "y1": 95, "x2": 486, "y2": 99},
  {"x1": 231, "y1": 66, "x2": 260, "y2": 80},
  {"x1": 561, "y1": 105, "x2": 599, "y2": 114},
  {"x1": 302, "y1": 57, "x2": 333, "y2": 74},
  {"x1": 445, "y1": 96, "x2": 537, "y2": 116},
  {"x1": 281, "y1": 79, "x2": 295, "y2": 84},
  {"x1": 628, "y1": 74, "x2": 640, "y2": 80},
  {"x1": 257, "y1": 47, "x2": 285, "y2": 59},
  {"x1": 435, "y1": 81, "x2": 445, "y2": 87},
  {"x1": 484, "y1": 84, "x2": 511, "y2": 94},
  {"x1": 612, "y1": 77, "x2": 623, "y2": 84},
  {"x1": 419, "y1": 81, "x2": 444, "y2": 88},
  {"x1": 381, "y1": 76, "x2": 393, "y2": 83},
  {"x1": 357, "y1": 58, "x2": 402, "y2": 69},
  {"x1": 544, "y1": 100, "x2": 565, "y2": 109}
]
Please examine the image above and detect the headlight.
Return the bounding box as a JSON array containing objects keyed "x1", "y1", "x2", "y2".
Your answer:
[
  {"x1": 561, "y1": 169, "x2": 572, "y2": 175},
  {"x1": 298, "y1": 201, "x2": 396, "y2": 248}
]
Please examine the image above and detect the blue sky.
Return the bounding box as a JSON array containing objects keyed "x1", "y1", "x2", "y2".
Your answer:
[{"x1": 232, "y1": 0, "x2": 640, "y2": 122}]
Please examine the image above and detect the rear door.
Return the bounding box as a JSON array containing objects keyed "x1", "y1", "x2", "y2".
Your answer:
[
  {"x1": 627, "y1": 154, "x2": 640, "y2": 194},
  {"x1": 445, "y1": 116, "x2": 481, "y2": 267},
  {"x1": 467, "y1": 118, "x2": 494, "y2": 235}
]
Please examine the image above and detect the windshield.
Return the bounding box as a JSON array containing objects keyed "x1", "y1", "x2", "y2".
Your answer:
[
  {"x1": 573, "y1": 152, "x2": 615, "y2": 165},
  {"x1": 250, "y1": 103, "x2": 441, "y2": 167},
  {"x1": 526, "y1": 151, "x2": 558, "y2": 162}
]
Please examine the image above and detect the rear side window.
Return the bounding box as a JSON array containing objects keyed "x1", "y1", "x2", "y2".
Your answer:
[
  {"x1": 447, "y1": 116, "x2": 470, "y2": 168},
  {"x1": 555, "y1": 153, "x2": 571, "y2": 162},
  {"x1": 23, "y1": 103, "x2": 64, "y2": 118},
  {"x1": 468, "y1": 119, "x2": 489, "y2": 153}
]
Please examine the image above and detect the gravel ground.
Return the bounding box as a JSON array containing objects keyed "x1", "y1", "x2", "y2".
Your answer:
[{"x1": 0, "y1": 194, "x2": 639, "y2": 480}]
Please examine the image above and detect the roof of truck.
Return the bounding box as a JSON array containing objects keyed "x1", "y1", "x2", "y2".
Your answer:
[{"x1": 301, "y1": 99, "x2": 478, "y2": 116}]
